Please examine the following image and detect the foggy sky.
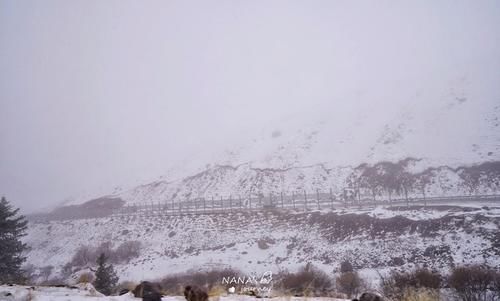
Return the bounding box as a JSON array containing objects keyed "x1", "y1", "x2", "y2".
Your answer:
[{"x1": 1, "y1": 0, "x2": 499, "y2": 213}]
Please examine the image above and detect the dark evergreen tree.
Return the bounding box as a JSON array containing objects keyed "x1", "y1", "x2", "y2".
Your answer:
[
  {"x1": 0, "y1": 196, "x2": 28, "y2": 284},
  {"x1": 93, "y1": 252, "x2": 118, "y2": 295}
]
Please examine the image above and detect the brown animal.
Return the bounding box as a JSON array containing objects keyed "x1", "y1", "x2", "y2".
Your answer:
[
  {"x1": 133, "y1": 281, "x2": 163, "y2": 301},
  {"x1": 184, "y1": 285, "x2": 208, "y2": 301},
  {"x1": 353, "y1": 292, "x2": 383, "y2": 301}
]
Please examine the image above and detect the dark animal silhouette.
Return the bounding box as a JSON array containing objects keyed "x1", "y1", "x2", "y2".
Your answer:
[
  {"x1": 184, "y1": 285, "x2": 208, "y2": 301},
  {"x1": 353, "y1": 292, "x2": 383, "y2": 301},
  {"x1": 133, "y1": 281, "x2": 162, "y2": 301}
]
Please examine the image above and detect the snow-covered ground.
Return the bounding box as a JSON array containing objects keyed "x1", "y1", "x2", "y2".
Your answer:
[
  {"x1": 0, "y1": 285, "x2": 349, "y2": 301},
  {"x1": 23, "y1": 202, "x2": 500, "y2": 285}
]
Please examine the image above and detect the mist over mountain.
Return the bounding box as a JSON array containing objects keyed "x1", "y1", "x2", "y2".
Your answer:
[
  {"x1": 3, "y1": 0, "x2": 500, "y2": 214},
  {"x1": 58, "y1": 81, "x2": 497, "y2": 208}
]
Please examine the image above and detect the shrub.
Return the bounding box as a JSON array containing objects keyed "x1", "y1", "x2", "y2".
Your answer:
[
  {"x1": 340, "y1": 261, "x2": 354, "y2": 273},
  {"x1": 492, "y1": 271, "x2": 500, "y2": 299},
  {"x1": 448, "y1": 265, "x2": 495, "y2": 301},
  {"x1": 39, "y1": 265, "x2": 54, "y2": 282},
  {"x1": 70, "y1": 246, "x2": 95, "y2": 268},
  {"x1": 95, "y1": 242, "x2": 114, "y2": 258},
  {"x1": 65, "y1": 240, "x2": 142, "y2": 273},
  {"x1": 113, "y1": 241, "x2": 141, "y2": 263},
  {"x1": 336, "y1": 271, "x2": 363, "y2": 298},
  {"x1": 78, "y1": 272, "x2": 95, "y2": 284},
  {"x1": 21, "y1": 264, "x2": 36, "y2": 285},
  {"x1": 276, "y1": 264, "x2": 334, "y2": 296},
  {"x1": 381, "y1": 268, "x2": 441, "y2": 299},
  {"x1": 413, "y1": 269, "x2": 441, "y2": 289},
  {"x1": 61, "y1": 262, "x2": 73, "y2": 277}
]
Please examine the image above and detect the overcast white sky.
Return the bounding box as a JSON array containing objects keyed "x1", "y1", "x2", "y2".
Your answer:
[{"x1": 1, "y1": 0, "x2": 499, "y2": 213}]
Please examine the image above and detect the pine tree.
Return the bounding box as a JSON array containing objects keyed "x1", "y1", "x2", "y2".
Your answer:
[
  {"x1": 0, "y1": 196, "x2": 28, "y2": 284},
  {"x1": 93, "y1": 252, "x2": 118, "y2": 295}
]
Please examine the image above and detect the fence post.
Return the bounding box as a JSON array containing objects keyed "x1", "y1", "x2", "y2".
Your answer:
[
  {"x1": 330, "y1": 188, "x2": 334, "y2": 209},
  {"x1": 316, "y1": 189, "x2": 320, "y2": 210},
  {"x1": 304, "y1": 190, "x2": 308, "y2": 211}
]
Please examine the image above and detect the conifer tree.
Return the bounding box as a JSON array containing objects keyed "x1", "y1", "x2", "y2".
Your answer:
[
  {"x1": 0, "y1": 196, "x2": 28, "y2": 283},
  {"x1": 93, "y1": 252, "x2": 118, "y2": 295}
]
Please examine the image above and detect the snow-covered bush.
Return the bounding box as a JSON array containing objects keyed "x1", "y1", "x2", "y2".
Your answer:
[
  {"x1": 340, "y1": 260, "x2": 354, "y2": 273},
  {"x1": 113, "y1": 241, "x2": 141, "y2": 263},
  {"x1": 70, "y1": 245, "x2": 95, "y2": 268},
  {"x1": 336, "y1": 271, "x2": 364, "y2": 298},
  {"x1": 64, "y1": 240, "x2": 142, "y2": 273},
  {"x1": 276, "y1": 264, "x2": 334, "y2": 296},
  {"x1": 448, "y1": 265, "x2": 496, "y2": 301},
  {"x1": 381, "y1": 268, "x2": 441, "y2": 300},
  {"x1": 78, "y1": 272, "x2": 95, "y2": 284}
]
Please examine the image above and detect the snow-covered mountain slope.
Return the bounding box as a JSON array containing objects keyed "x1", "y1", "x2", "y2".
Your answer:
[
  {"x1": 61, "y1": 89, "x2": 499, "y2": 208},
  {"x1": 23, "y1": 203, "x2": 500, "y2": 285},
  {"x1": 113, "y1": 159, "x2": 500, "y2": 206},
  {"x1": 208, "y1": 85, "x2": 500, "y2": 170},
  {"x1": 59, "y1": 79, "x2": 500, "y2": 208}
]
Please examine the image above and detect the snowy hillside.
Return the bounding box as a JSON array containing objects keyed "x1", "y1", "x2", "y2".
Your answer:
[
  {"x1": 60, "y1": 84, "x2": 500, "y2": 208},
  {"x1": 23, "y1": 203, "x2": 500, "y2": 286},
  {"x1": 208, "y1": 83, "x2": 500, "y2": 169},
  {"x1": 111, "y1": 159, "x2": 500, "y2": 207}
]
